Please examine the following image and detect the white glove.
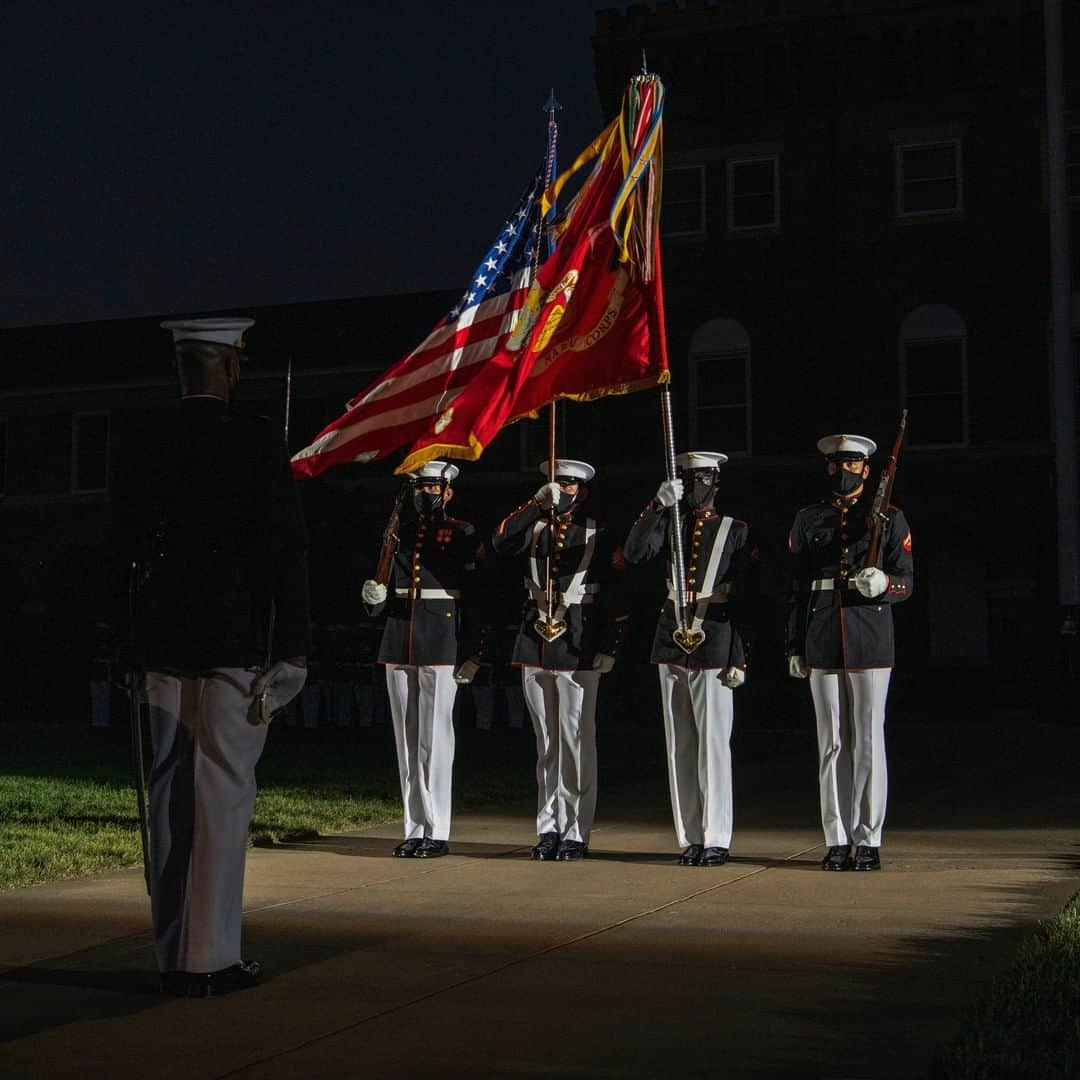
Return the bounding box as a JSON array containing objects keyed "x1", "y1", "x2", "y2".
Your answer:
[
  {"x1": 655, "y1": 478, "x2": 683, "y2": 507},
  {"x1": 454, "y1": 658, "x2": 480, "y2": 685},
  {"x1": 854, "y1": 567, "x2": 889, "y2": 599},
  {"x1": 719, "y1": 666, "x2": 746, "y2": 689},
  {"x1": 249, "y1": 661, "x2": 308, "y2": 725},
  {"x1": 788, "y1": 655, "x2": 808, "y2": 679},
  {"x1": 362, "y1": 579, "x2": 387, "y2": 606},
  {"x1": 592, "y1": 653, "x2": 615, "y2": 674},
  {"x1": 534, "y1": 481, "x2": 561, "y2": 510}
]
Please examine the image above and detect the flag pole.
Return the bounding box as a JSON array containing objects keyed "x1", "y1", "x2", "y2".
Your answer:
[
  {"x1": 661, "y1": 385, "x2": 697, "y2": 651},
  {"x1": 536, "y1": 90, "x2": 568, "y2": 642},
  {"x1": 636, "y1": 62, "x2": 697, "y2": 652}
]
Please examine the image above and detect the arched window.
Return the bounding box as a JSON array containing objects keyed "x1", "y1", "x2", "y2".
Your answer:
[
  {"x1": 688, "y1": 318, "x2": 751, "y2": 455},
  {"x1": 899, "y1": 304, "x2": 968, "y2": 447}
]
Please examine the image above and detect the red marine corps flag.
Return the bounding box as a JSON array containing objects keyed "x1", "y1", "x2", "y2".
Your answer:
[{"x1": 399, "y1": 74, "x2": 669, "y2": 474}]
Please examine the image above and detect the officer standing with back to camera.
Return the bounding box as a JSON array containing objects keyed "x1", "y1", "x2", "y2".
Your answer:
[
  {"x1": 115, "y1": 317, "x2": 310, "y2": 996},
  {"x1": 361, "y1": 461, "x2": 487, "y2": 859},
  {"x1": 785, "y1": 434, "x2": 913, "y2": 872},
  {"x1": 491, "y1": 459, "x2": 627, "y2": 861},
  {"x1": 622, "y1": 451, "x2": 752, "y2": 867}
]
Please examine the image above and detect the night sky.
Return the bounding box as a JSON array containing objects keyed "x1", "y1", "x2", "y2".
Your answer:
[{"x1": 1, "y1": 2, "x2": 610, "y2": 330}]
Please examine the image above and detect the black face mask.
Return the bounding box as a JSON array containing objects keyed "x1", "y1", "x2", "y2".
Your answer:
[
  {"x1": 683, "y1": 470, "x2": 717, "y2": 510},
  {"x1": 830, "y1": 466, "x2": 865, "y2": 498},
  {"x1": 412, "y1": 488, "x2": 445, "y2": 517},
  {"x1": 554, "y1": 479, "x2": 583, "y2": 515}
]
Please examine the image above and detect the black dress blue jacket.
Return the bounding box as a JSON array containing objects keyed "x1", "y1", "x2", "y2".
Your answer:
[
  {"x1": 114, "y1": 396, "x2": 311, "y2": 674},
  {"x1": 365, "y1": 513, "x2": 485, "y2": 667},
  {"x1": 622, "y1": 500, "x2": 752, "y2": 671},
  {"x1": 490, "y1": 498, "x2": 626, "y2": 671},
  {"x1": 786, "y1": 498, "x2": 913, "y2": 670}
]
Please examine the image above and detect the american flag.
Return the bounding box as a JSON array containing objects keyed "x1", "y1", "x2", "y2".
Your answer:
[{"x1": 291, "y1": 156, "x2": 556, "y2": 479}]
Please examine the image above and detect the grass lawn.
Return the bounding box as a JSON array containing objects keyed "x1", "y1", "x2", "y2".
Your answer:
[
  {"x1": 933, "y1": 890, "x2": 1080, "y2": 1079},
  {"x1": 0, "y1": 717, "x2": 668, "y2": 891}
]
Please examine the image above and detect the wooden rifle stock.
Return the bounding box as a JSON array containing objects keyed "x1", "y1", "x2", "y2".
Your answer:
[
  {"x1": 374, "y1": 482, "x2": 410, "y2": 585},
  {"x1": 863, "y1": 410, "x2": 908, "y2": 569}
]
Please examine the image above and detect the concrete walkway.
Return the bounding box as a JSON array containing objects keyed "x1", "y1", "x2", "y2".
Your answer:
[{"x1": 1, "y1": 719, "x2": 1078, "y2": 1079}]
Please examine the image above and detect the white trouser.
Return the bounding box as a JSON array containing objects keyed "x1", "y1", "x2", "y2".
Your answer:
[
  {"x1": 809, "y1": 668, "x2": 891, "y2": 848},
  {"x1": 143, "y1": 668, "x2": 267, "y2": 974},
  {"x1": 521, "y1": 666, "x2": 600, "y2": 843},
  {"x1": 385, "y1": 664, "x2": 458, "y2": 841},
  {"x1": 657, "y1": 664, "x2": 735, "y2": 849}
]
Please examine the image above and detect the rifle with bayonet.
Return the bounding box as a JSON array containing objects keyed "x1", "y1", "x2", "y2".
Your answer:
[
  {"x1": 374, "y1": 481, "x2": 411, "y2": 588},
  {"x1": 863, "y1": 410, "x2": 908, "y2": 570}
]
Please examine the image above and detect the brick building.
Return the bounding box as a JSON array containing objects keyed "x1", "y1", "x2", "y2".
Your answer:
[
  {"x1": 587, "y1": 0, "x2": 1080, "y2": 704},
  {"x1": 2, "y1": 0, "x2": 1077, "y2": 720}
]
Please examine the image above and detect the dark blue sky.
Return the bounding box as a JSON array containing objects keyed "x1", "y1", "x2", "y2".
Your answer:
[{"x1": 1, "y1": 3, "x2": 612, "y2": 328}]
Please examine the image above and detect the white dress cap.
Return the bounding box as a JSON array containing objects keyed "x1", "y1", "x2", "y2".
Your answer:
[
  {"x1": 408, "y1": 459, "x2": 460, "y2": 483},
  {"x1": 161, "y1": 317, "x2": 255, "y2": 348},
  {"x1": 537, "y1": 459, "x2": 595, "y2": 482},
  {"x1": 816, "y1": 433, "x2": 877, "y2": 460},
  {"x1": 676, "y1": 450, "x2": 729, "y2": 470}
]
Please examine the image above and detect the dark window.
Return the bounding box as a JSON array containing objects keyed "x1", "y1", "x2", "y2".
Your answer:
[
  {"x1": 729, "y1": 158, "x2": 779, "y2": 229},
  {"x1": 693, "y1": 352, "x2": 750, "y2": 454},
  {"x1": 898, "y1": 142, "x2": 961, "y2": 215},
  {"x1": 903, "y1": 340, "x2": 966, "y2": 446},
  {"x1": 72, "y1": 412, "x2": 109, "y2": 492},
  {"x1": 663, "y1": 166, "x2": 705, "y2": 236}
]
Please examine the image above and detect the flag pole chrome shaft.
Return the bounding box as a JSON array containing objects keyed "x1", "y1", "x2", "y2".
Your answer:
[
  {"x1": 533, "y1": 92, "x2": 567, "y2": 643},
  {"x1": 660, "y1": 385, "x2": 700, "y2": 652},
  {"x1": 547, "y1": 395, "x2": 557, "y2": 625}
]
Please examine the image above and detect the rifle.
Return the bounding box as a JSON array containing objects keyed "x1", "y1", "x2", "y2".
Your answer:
[
  {"x1": 374, "y1": 481, "x2": 411, "y2": 586},
  {"x1": 863, "y1": 410, "x2": 908, "y2": 569},
  {"x1": 127, "y1": 560, "x2": 152, "y2": 896},
  {"x1": 254, "y1": 359, "x2": 293, "y2": 724}
]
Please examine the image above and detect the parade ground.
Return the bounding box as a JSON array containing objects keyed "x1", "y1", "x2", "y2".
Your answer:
[{"x1": 1, "y1": 717, "x2": 1077, "y2": 1079}]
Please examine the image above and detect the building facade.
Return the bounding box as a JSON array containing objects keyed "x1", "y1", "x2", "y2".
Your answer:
[
  {"x1": 2, "y1": 0, "x2": 1078, "y2": 722},
  {"x1": 588, "y1": 0, "x2": 1080, "y2": 708}
]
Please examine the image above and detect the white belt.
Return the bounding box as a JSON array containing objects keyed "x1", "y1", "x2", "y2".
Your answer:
[
  {"x1": 810, "y1": 578, "x2": 857, "y2": 591},
  {"x1": 666, "y1": 582, "x2": 732, "y2": 603},
  {"x1": 524, "y1": 579, "x2": 600, "y2": 606},
  {"x1": 395, "y1": 588, "x2": 461, "y2": 600}
]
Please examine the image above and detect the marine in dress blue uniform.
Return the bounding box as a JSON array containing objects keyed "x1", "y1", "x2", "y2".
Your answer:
[
  {"x1": 785, "y1": 435, "x2": 913, "y2": 871},
  {"x1": 622, "y1": 451, "x2": 752, "y2": 866},
  {"x1": 115, "y1": 317, "x2": 311, "y2": 996},
  {"x1": 362, "y1": 461, "x2": 485, "y2": 858},
  {"x1": 491, "y1": 460, "x2": 626, "y2": 860}
]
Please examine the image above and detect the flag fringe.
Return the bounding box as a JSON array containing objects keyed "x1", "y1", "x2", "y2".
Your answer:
[{"x1": 394, "y1": 371, "x2": 670, "y2": 476}]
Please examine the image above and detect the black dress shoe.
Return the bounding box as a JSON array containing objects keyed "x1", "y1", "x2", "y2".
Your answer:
[
  {"x1": 555, "y1": 839, "x2": 588, "y2": 861},
  {"x1": 698, "y1": 846, "x2": 729, "y2": 867},
  {"x1": 393, "y1": 838, "x2": 423, "y2": 858},
  {"x1": 531, "y1": 832, "x2": 560, "y2": 860},
  {"x1": 678, "y1": 844, "x2": 704, "y2": 866},
  {"x1": 414, "y1": 838, "x2": 449, "y2": 858},
  {"x1": 162, "y1": 960, "x2": 263, "y2": 998},
  {"x1": 822, "y1": 845, "x2": 853, "y2": 871},
  {"x1": 853, "y1": 845, "x2": 881, "y2": 871}
]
